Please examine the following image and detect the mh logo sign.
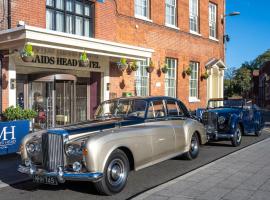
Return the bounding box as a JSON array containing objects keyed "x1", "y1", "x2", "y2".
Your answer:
[{"x1": 0, "y1": 126, "x2": 16, "y2": 148}]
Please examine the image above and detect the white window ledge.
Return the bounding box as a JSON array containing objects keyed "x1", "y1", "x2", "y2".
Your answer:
[
  {"x1": 189, "y1": 97, "x2": 201, "y2": 103},
  {"x1": 189, "y1": 30, "x2": 202, "y2": 37},
  {"x1": 165, "y1": 23, "x2": 180, "y2": 30},
  {"x1": 135, "y1": 15, "x2": 153, "y2": 23},
  {"x1": 209, "y1": 36, "x2": 219, "y2": 42}
]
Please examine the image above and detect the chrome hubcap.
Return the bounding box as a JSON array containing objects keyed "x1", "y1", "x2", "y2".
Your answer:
[
  {"x1": 191, "y1": 135, "x2": 198, "y2": 153},
  {"x1": 236, "y1": 128, "x2": 242, "y2": 143},
  {"x1": 107, "y1": 159, "x2": 126, "y2": 186}
]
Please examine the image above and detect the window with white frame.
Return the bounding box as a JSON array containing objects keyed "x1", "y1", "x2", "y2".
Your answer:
[
  {"x1": 209, "y1": 3, "x2": 217, "y2": 38},
  {"x1": 165, "y1": 0, "x2": 177, "y2": 26},
  {"x1": 165, "y1": 58, "x2": 177, "y2": 98},
  {"x1": 46, "y1": 0, "x2": 94, "y2": 37},
  {"x1": 135, "y1": 60, "x2": 149, "y2": 96},
  {"x1": 189, "y1": 0, "x2": 199, "y2": 33},
  {"x1": 135, "y1": 0, "x2": 150, "y2": 19},
  {"x1": 189, "y1": 62, "x2": 199, "y2": 99}
]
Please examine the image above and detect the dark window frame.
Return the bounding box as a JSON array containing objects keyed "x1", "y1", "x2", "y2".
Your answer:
[{"x1": 46, "y1": 0, "x2": 94, "y2": 37}]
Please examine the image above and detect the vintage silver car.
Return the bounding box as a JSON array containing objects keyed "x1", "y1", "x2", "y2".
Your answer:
[{"x1": 18, "y1": 96, "x2": 207, "y2": 195}]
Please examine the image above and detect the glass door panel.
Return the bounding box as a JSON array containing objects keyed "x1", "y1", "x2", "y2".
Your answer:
[
  {"x1": 29, "y1": 82, "x2": 53, "y2": 129},
  {"x1": 76, "y1": 83, "x2": 87, "y2": 122},
  {"x1": 55, "y1": 81, "x2": 73, "y2": 126}
]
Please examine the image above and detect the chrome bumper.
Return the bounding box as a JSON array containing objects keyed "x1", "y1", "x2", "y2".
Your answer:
[{"x1": 18, "y1": 165, "x2": 103, "y2": 183}]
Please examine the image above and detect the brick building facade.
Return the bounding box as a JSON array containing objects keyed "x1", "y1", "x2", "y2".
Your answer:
[{"x1": 0, "y1": 0, "x2": 225, "y2": 129}]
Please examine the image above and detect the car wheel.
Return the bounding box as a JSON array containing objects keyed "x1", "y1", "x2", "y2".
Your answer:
[
  {"x1": 184, "y1": 133, "x2": 200, "y2": 160},
  {"x1": 231, "y1": 125, "x2": 242, "y2": 147},
  {"x1": 255, "y1": 128, "x2": 262, "y2": 137},
  {"x1": 94, "y1": 149, "x2": 129, "y2": 195}
]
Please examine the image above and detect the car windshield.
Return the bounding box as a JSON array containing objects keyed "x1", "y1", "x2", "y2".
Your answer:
[
  {"x1": 207, "y1": 99, "x2": 244, "y2": 109},
  {"x1": 95, "y1": 99, "x2": 147, "y2": 119}
]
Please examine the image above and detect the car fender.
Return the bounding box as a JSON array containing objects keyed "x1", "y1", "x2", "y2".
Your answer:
[{"x1": 230, "y1": 114, "x2": 240, "y2": 131}]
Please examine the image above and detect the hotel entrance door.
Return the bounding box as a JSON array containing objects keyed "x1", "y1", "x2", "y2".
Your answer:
[{"x1": 28, "y1": 74, "x2": 87, "y2": 130}]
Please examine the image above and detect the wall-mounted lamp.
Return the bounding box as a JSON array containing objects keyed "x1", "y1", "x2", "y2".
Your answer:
[{"x1": 221, "y1": 11, "x2": 240, "y2": 24}]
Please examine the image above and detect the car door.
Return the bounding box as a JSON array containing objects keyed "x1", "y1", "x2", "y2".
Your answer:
[
  {"x1": 145, "y1": 100, "x2": 175, "y2": 161},
  {"x1": 165, "y1": 99, "x2": 186, "y2": 153}
]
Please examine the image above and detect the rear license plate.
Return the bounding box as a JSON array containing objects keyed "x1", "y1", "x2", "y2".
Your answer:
[{"x1": 32, "y1": 175, "x2": 58, "y2": 185}]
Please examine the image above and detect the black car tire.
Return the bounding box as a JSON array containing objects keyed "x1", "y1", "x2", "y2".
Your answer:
[
  {"x1": 231, "y1": 125, "x2": 242, "y2": 147},
  {"x1": 94, "y1": 149, "x2": 130, "y2": 195},
  {"x1": 184, "y1": 133, "x2": 200, "y2": 160},
  {"x1": 255, "y1": 128, "x2": 262, "y2": 137}
]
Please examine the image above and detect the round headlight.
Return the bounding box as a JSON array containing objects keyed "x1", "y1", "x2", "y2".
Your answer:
[
  {"x1": 65, "y1": 144, "x2": 82, "y2": 156},
  {"x1": 66, "y1": 145, "x2": 75, "y2": 155},
  {"x1": 72, "y1": 161, "x2": 82, "y2": 172},
  {"x1": 26, "y1": 143, "x2": 36, "y2": 154},
  {"x1": 218, "y1": 116, "x2": 226, "y2": 125}
]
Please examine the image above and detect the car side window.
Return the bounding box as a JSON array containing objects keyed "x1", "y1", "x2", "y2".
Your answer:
[
  {"x1": 167, "y1": 100, "x2": 184, "y2": 117},
  {"x1": 147, "y1": 100, "x2": 166, "y2": 119}
]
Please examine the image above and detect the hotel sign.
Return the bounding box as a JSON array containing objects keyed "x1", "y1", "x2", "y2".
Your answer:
[{"x1": 33, "y1": 55, "x2": 100, "y2": 69}]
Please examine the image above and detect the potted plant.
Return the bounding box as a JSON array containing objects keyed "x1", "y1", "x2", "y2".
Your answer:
[
  {"x1": 117, "y1": 58, "x2": 128, "y2": 72},
  {"x1": 161, "y1": 63, "x2": 169, "y2": 74},
  {"x1": 79, "y1": 51, "x2": 89, "y2": 67},
  {"x1": 146, "y1": 60, "x2": 155, "y2": 73},
  {"x1": 129, "y1": 60, "x2": 139, "y2": 71},
  {"x1": 21, "y1": 44, "x2": 35, "y2": 62},
  {"x1": 201, "y1": 71, "x2": 209, "y2": 80},
  {"x1": 0, "y1": 106, "x2": 37, "y2": 155}
]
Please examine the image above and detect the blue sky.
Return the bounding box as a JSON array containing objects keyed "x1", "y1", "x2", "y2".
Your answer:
[{"x1": 226, "y1": 0, "x2": 270, "y2": 68}]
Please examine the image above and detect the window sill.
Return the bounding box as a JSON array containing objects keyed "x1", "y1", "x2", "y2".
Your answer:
[
  {"x1": 209, "y1": 36, "x2": 219, "y2": 42},
  {"x1": 189, "y1": 31, "x2": 202, "y2": 37},
  {"x1": 135, "y1": 15, "x2": 153, "y2": 23},
  {"x1": 189, "y1": 97, "x2": 200, "y2": 103},
  {"x1": 165, "y1": 23, "x2": 180, "y2": 30}
]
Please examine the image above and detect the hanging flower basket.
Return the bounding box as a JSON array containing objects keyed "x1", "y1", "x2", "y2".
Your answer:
[
  {"x1": 79, "y1": 51, "x2": 89, "y2": 67},
  {"x1": 184, "y1": 67, "x2": 192, "y2": 76},
  {"x1": 117, "y1": 58, "x2": 128, "y2": 72},
  {"x1": 129, "y1": 61, "x2": 139, "y2": 71},
  {"x1": 161, "y1": 64, "x2": 169, "y2": 74},
  {"x1": 201, "y1": 72, "x2": 209, "y2": 80},
  {"x1": 146, "y1": 60, "x2": 155, "y2": 73},
  {"x1": 21, "y1": 44, "x2": 34, "y2": 62}
]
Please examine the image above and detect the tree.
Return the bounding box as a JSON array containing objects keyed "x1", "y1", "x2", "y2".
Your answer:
[{"x1": 233, "y1": 67, "x2": 252, "y2": 98}]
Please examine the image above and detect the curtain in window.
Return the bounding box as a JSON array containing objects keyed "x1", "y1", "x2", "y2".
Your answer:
[
  {"x1": 165, "y1": 0, "x2": 176, "y2": 26},
  {"x1": 56, "y1": 11, "x2": 64, "y2": 32},
  {"x1": 165, "y1": 58, "x2": 177, "y2": 98},
  {"x1": 46, "y1": 9, "x2": 54, "y2": 30},
  {"x1": 56, "y1": 0, "x2": 64, "y2": 10},
  {"x1": 66, "y1": 14, "x2": 73, "y2": 33},
  {"x1": 75, "y1": 16, "x2": 83, "y2": 36}
]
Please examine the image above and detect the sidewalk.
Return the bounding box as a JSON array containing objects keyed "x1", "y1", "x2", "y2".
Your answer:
[
  {"x1": 134, "y1": 137, "x2": 270, "y2": 200},
  {"x1": 0, "y1": 154, "x2": 30, "y2": 188}
]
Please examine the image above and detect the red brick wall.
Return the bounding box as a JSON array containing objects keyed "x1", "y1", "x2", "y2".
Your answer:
[
  {"x1": 10, "y1": 0, "x2": 46, "y2": 28},
  {"x1": 96, "y1": 0, "x2": 225, "y2": 110}
]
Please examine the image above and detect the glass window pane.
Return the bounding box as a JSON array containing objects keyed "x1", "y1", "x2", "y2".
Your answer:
[
  {"x1": 66, "y1": 0, "x2": 73, "y2": 12},
  {"x1": 75, "y1": 16, "x2": 83, "y2": 36},
  {"x1": 66, "y1": 14, "x2": 74, "y2": 33},
  {"x1": 46, "y1": 0, "x2": 54, "y2": 6},
  {"x1": 75, "y1": 1, "x2": 83, "y2": 15},
  {"x1": 46, "y1": 9, "x2": 55, "y2": 30},
  {"x1": 85, "y1": 5, "x2": 90, "y2": 16},
  {"x1": 56, "y1": 0, "x2": 64, "y2": 9},
  {"x1": 56, "y1": 11, "x2": 64, "y2": 32},
  {"x1": 84, "y1": 18, "x2": 90, "y2": 37}
]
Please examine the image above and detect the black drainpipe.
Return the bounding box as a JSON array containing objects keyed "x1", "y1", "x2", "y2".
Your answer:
[{"x1": 7, "y1": 0, "x2": 11, "y2": 29}]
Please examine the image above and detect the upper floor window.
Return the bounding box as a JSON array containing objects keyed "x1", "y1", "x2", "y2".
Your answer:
[
  {"x1": 165, "y1": 0, "x2": 177, "y2": 26},
  {"x1": 46, "y1": 0, "x2": 94, "y2": 37},
  {"x1": 165, "y1": 58, "x2": 177, "y2": 98},
  {"x1": 135, "y1": 60, "x2": 149, "y2": 96},
  {"x1": 209, "y1": 3, "x2": 217, "y2": 38},
  {"x1": 135, "y1": 0, "x2": 150, "y2": 19},
  {"x1": 189, "y1": 0, "x2": 199, "y2": 33},
  {"x1": 189, "y1": 61, "x2": 199, "y2": 99}
]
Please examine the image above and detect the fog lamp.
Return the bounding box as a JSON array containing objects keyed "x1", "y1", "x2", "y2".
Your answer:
[{"x1": 72, "y1": 162, "x2": 82, "y2": 172}]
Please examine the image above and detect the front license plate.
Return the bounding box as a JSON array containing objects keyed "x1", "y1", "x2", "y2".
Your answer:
[{"x1": 32, "y1": 175, "x2": 58, "y2": 185}]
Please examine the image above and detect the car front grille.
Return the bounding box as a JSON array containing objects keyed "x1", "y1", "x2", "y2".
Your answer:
[
  {"x1": 42, "y1": 133, "x2": 64, "y2": 172},
  {"x1": 202, "y1": 112, "x2": 218, "y2": 131}
]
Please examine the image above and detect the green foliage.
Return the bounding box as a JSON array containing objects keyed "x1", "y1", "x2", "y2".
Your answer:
[
  {"x1": 149, "y1": 60, "x2": 154, "y2": 68},
  {"x1": 240, "y1": 49, "x2": 270, "y2": 71},
  {"x1": 201, "y1": 72, "x2": 209, "y2": 79},
  {"x1": 185, "y1": 67, "x2": 192, "y2": 75},
  {"x1": 130, "y1": 60, "x2": 138, "y2": 71},
  {"x1": 22, "y1": 44, "x2": 34, "y2": 57},
  {"x1": 80, "y1": 51, "x2": 89, "y2": 61},
  {"x1": 120, "y1": 58, "x2": 127, "y2": 65},
  {"x1": 3, "y1": 106, "x2": 37, "y2": 121}
]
